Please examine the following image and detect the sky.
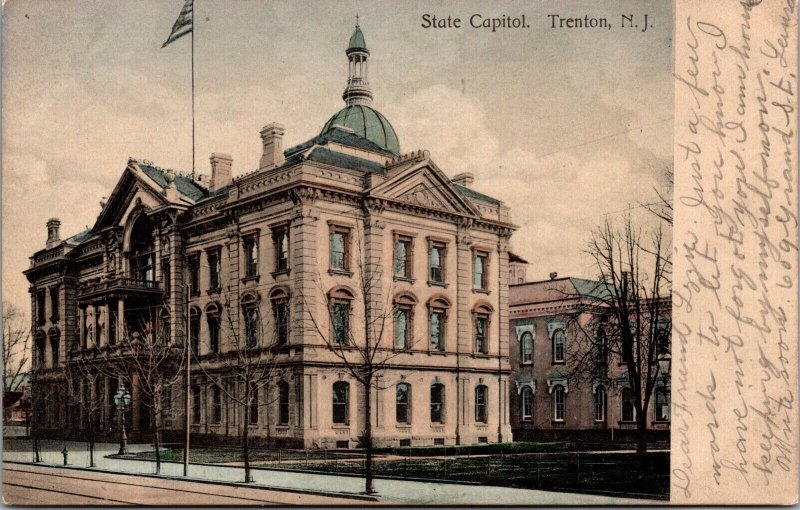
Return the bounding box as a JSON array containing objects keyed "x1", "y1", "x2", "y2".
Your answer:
[{"x1": 2, "y1": 0, "x2": 673, "y2": 316}]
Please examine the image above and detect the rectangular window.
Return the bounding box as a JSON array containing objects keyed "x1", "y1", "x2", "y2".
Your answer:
[
  {"x1": 249, "y1": 384, "x2": 259, "y2": 425},
  {"x1": 475, "y1": 316, "x2": 488, "y2": 353},
  {"x1": 429, "y1": 310, "x2": 445, "y2": 351},
  {"x1": 273, "y1": 300, "x2": 290, "y2": 345},
  {"x1": 278, "y1": 383, "x2": 290, "y2": 425},
  {"x1": 473, "y1": 252, "x2": 488, "y2": 289},
  {"x1": 162, "y1": 258, "x2": 171, "y2": 294},
  {"x1": 399, "y1": 439, "x2": 411, "y2": 447},
  {"x1": 329, "y1": 226, "x2": 350, "y2": 271},
  {"x1": 475, "y1": 386, "x2": 488, "y2": 423},
  {"x1": 243, "y1": 307, "x2": 259, "y2": 347},
  {"x1": 49, "y1": 287, "x2": 59, "y2": 322},
  {"x1": 36, "y1": 291, "x2": 46, "y2": 326},
  {"x1": 243, "y1": 235, "x2": 259, "y2": 278},
  {"x1": 211, "y1": 385, "x2": 222, "y2": 424},
  {"x1": 208, "y1": 315, "x2": 220, "y2": 353},
  {"x1": 428, "y1": 243, "x2": 446, "y2": 283},
  {"x1": 394, "y1": 307, "x2": 411, "y2": 349},
  {"x1": 332, "y1": 382, "x2": 349, "y2": 425},
  {"x1": 655, "y1": 388, "x2": 670, "y2": 422},
  {"x1": 396, "y1": 384, "x2": 410, "y2": 424},
  {"x1": 189, "y1": 311, "x2": 200, "y2": 355},
  {"x1": 332, "y1": 302, "x2": 350, "y2": 345},
  {"x1": 109, "y1": 309, "x2": 118, "y2": 346},
  {"x1": 553, "y1": 386, "x2": 566, "y2": 422},
  {"x1": 187, "y1": 254, "x2": 200, "y2": 296},
  {"x1": 191, "y1": 385, "x2": 201, "y2": 424},
  {"x1": 207, "y1": 249, "x2": 221, "y2": 291},
  {"x1": 430, "y1": 384, "x2": 444, "y2": 423},
  {"x1": 393, "y1": 236, "x2": 413, "y2": 279},
  {"x1": 433, "y1": 438, "x2": 445, "y2": 446},
  {"x1": 273, "y1": 226, "x2": 289, "y2": 272}
]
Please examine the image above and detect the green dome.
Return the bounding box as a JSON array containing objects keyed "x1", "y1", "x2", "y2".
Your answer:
[
  {"x1": 320, "y1": 105, "x2": 400, "y2": 154},
  {"x1": 348, "y1": 26, "x2": 367, "y2": 51}
]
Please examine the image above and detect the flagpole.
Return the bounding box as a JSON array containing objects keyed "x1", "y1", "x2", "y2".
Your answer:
[
  {"x1": 191, "y1": 11, "x2": 196, "y2": 180},
  {"x1": 184, "y1": 7, "x2": 195, "y2": 479}
]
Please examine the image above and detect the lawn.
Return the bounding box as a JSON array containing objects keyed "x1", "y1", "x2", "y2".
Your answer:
[{"x1": 132, "y1": 444, "x2": 669, "y2": 500}]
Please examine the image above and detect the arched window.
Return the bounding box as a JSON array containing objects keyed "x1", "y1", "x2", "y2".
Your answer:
[
  {"x1": 241, "y1": 293, "x2": 261, "y2": 348},
  {"x1": 189, "y1": 307, "x2": 201, "y2": 355},
  {"x1": 596, "y1": 329, "x2": 607, "y2": 367},
  {"x1": 473, "y1": 303, "x2": 493, "y2": 354},
  {"x1": 594, "y1": 386, "x2": 606, "y2": 422},
  {"x1": 159, "y1": 308, "x2": 170, "y2": 343},
  {"x1": 393, "y1": 293, "x2": 416, "y2": 350},
  {"x1": 270, "y1": 287, "x2": 290, "y2": 346},
  {"x1": 475, "y1": 385, "x2": 488, "y2": 423},
  {"x1": 396, "y1": 383, "x2": 411, "y2": 424},
  {"x1": 520, "y1": 332, "x2": 533, "y2": 365},
  {"x1": 205, "y1": 302, "x2": 221, "y2": 353},
  {"x1": 430, "y1": 383, "x2": 444, "y2": 423},
  {"x1": 521, "y1": 386, "x2": 533, "y2": 421},
  {"x1": 553, "y1": 385, "x2": 566, "y2": 422},
  {"x1": 128, "y1": 214, "x2": 155, "y2": 285},
  {"x1": 328, "y1": 287, "x2": 354, "y2": 345},
  {"x1": 278, "y1": 380, "x2": 290, "y2": 425},
  {"x1": 655, "y1": 387, "x2": 670, "y2": 422},
  {"x1": 621, "y1": 387, "x2": 636, "y2": 422},
  {"x1": 48, "y1": 328, "x2": 60, "y2": 368},
  {"x1": 553, "y1": 329, "x2": 566, "y2": 363},
  {"x1": 427, "y1": 296, "x2": 450, "y2": 352},
  {"x1": 34, "y1": 331, "x2": 46, "y2": 369},
  {"x1": 332, "y1": 381, "x2": 349, "y2": 425}
]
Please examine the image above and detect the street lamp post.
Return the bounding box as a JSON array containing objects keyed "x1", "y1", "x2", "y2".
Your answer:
[{"x1": 114, "y1": 387, "x2": 131, "y2": 455}]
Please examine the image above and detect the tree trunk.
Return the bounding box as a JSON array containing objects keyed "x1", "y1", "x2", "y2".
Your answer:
[
  {"x1": 363, "y1": 378, "x2": 375, "y2": 494},
  {"x1": 88, "y1": 413, "x2": 96, "y2": 467},
  {"x1": 153, "y1": 422, "x2": 162, "y2": 474},
  {"x1": 243, "y1": 400, "x2": 251, "y2": 483},
  {"x1": 635, "y1": 407, "x2": 648, "y2": 454}
]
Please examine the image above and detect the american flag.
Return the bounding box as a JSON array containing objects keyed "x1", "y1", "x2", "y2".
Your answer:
[{"x1": 162, "y1": 0, "x2": 193, "y2": 48}]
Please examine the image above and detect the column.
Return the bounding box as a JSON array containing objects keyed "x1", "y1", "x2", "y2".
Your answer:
[
  {"x1": 79, "y1": 306, "x2": 86, "y2": 349},
  {"x1": 117, "y1": 299, "x2": 125, "y2": 344},
  {"x1": 290, "y1": 188, "x2": 319, "y2": 345}
]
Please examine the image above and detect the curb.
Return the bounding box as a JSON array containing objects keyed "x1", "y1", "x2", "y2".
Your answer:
[{"x1": 4, "y1": 460, "x2": 382, "y2": 502}]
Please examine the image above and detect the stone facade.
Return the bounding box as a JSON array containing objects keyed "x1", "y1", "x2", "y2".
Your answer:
[
  {"x1": 24, "y1": 25, "x2": 515, "y2": 448},
  {"x1": 508, "y1": 277, "x2": 671, "y2": 441}
]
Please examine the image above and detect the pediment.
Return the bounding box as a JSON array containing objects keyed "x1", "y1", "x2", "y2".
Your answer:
[
  {"x1": 94, "y1": 163, "x2": 171, "y2": 231},
  {"x1": 368, "y1": 160, "x2": 479, "y2": 217}
]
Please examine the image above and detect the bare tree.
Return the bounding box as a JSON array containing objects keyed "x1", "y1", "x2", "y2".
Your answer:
[
  {"x1": 64, "y1": 353, "x2": 106, "y2": 467},
  {"x1": 642, "y1": 164, "x2": 673, "y2": 225},
  {"x1": 563, "y1": 215, "x2": 671, "y2": 454},
  {"x1": 191, "y1": 288, "x2": 281, "y2": 483},
  {"x1": 304, "y1": 216, "x2": 416, "y2": 494},
  {"x1": 3, "y1": 302, "x2": 30, "y2": 393}
]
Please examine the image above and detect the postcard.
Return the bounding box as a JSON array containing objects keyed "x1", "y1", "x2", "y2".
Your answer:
[{"x1": 2, "y1": 0, "x2": 796, "y2": 505}]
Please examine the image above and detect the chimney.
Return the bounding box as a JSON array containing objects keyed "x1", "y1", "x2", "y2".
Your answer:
[
  {"x1": 452, "y1": 172, "x2": 474, "y2": 188},
  {"x1": 46, "y1": 218, "x2": 61, "y2": 249},
  {"x1": 259, "y1": 123, "x2": 285, "y2": 170},
  {"x1": 549, "y1": 271, "x2": 558, "y2": 281},
  {"x1": 209, "y1": 153, "x2": 233, "y2": 192}
]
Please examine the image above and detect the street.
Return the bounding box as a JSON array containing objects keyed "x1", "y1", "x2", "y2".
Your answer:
[{"x1": 3, "y1": 462, "x2": 377, "y2": 506}]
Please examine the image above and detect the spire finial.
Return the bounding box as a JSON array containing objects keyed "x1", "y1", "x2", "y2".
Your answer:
[{"x1": 355, "y1": 13, "x2": 359, "y2": 27}]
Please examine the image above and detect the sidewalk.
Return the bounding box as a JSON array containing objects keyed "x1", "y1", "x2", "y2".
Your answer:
[{"x1": 3, "y1": 440, "x2": 658, "y2": 505}]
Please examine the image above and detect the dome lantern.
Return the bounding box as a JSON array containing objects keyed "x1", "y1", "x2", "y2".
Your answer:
[{"x1": 343, "y1": 21, "x2": 373, "y2": 106}]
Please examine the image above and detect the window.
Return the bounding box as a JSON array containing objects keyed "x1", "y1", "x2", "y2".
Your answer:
[
  {"x1": 396, "y1": 383, "x2": 411, "y2": 424},
  {"x1": 272, "y1": 226, "x2": 290, "y2": 272},
  {"x1": 621, "y1": 387, "x2": 636, "y2": 422},
  {"x1": 187, "y1": 254, "x2": 200, "y2": 296},
  {"x1": 521, "y1": 386, "x2": 533, "y2": 421},
  {"x1": 109, "y1": 308, "x2": 117, "y2": 346},
  {"x1": 475, "y1": 315, "x2": 488, "y2": 354},
  {"x1": 655, "y1": 387, "x2": 670, "y2": 422},
  {"x1": 393, "y1": 235, "x2": 413, "y2": 279},
  {"x1": 211, "y1": 385, "x2": 222, "y2": 424},
  {"x1": 192, "y1": 386, "x2": 201, "y2": 424},
  {"x1": 48, "y1": 329, "x2": 60, "y2": 368},
  {"x1": 242, "y1": 297, "x2": 260, "y2": 348},
  {"x1": 475, "y1": 385, "x2": 488, "y2": 423},
  {"x1": 473, "y1": 252, "x2": 488, "y2": 290},
  {"x1": 332, "y1": 381, "x2": 349, "y2": 425},
  {"x1": 207, "y1": 249, "x2": 221, "y2": 291},
  {"x1": 49, "y1": 287, "x2": 59, "y2": 322},
  {"x1": 206, "y1": 303, "x2": 221, "y2": 353},
  {"x1": 553, "y1": 385, "x2": 566, "y2": 422},
  {"x1": 520, "y1": 332, "x2": 533, "y2": 365},
  {"x1": 429, "y1": 310, "x2": 445, "y2": 351},
  {"x1": 36, "y1": 291, "x2": 46, "y2": 326},
  {"x1": 329, "y1": 225, "x2": 350, "y2": 271},
  {"x1": 393, "y1": 306, "x2": 413, "y2": 350},
  {"x1": 273, "y1": 297, "x2": 290, "y2": 346},
  {"x1": 243, "y1": 235, "x2": 259, "y2": 278},
  {"x1": 189, "y1": 307, "x2": 200, "y2": 355},
  {"x1": 596, "y1": 329, "x2": 607, "y2": 367},
  {"x1": 430, "y1": 383, "x2": 444, "y2": 423},
  {"x1": 594, "y1": 386, "x2": 606, "y2": 422},
  {"x1": 162, "y1": 258, "x2": 171, "y2": 294},
  {"x1": 278, "y1": 381, "x2": 290, "y2": 425},
  {"x1": 553, "y1": 329, "x2": 566, "y2": 363},
  {"x1": 656, "y1": 328, "x2": 670, "y2": 355},
  {"x1": 159, "y1": 309, "x2": 170, "y2": 342},
  {"x1": 249, "y1": 384, "x2": 259, "y2": 425},
  {"x1": 428, "y1": 242, "x2": 446, "y2": 283}
]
